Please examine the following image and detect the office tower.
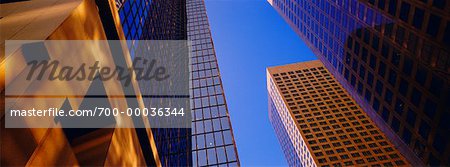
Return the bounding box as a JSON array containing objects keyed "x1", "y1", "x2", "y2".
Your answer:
[
  {"x1": 116, "y1": 0, "x2": 191, "y2": 166},
  {"x1": 1, "y1": 0, "x2": 160, "y2": 166},
  {"x1": 2, "y1": 0, "x2": 239, "y2": 166},
  {"x1": 267, "y1": 60, "x2": 410, "y2": 167},
  {"x1": 116, "y1": 0, "x2": 241, "y2": 166},
  {"x1": 268, "y1": 0, "x2": 449, "y2": 165},
  {"x1": 187, "y1": 0, "x2": 240, "y2": 166}
]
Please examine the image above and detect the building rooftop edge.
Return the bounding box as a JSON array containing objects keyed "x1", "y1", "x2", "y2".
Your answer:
[{"x1": 267, "y1": 59, "x2": 323, "y2": 75}]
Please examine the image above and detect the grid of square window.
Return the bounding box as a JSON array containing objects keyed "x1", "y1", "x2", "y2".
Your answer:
[
  {"x1": 116, "y1": 0, "x2": 190, "y2": 166},
  {"x1": 270, "y1": 0, "x2": 449, "y2": 165},
  {"x1": 187, "y1": 0, "x2": 240, "y2": 166},
  {"x1": 267, "y1": 61, "x2": 409, "y2": 167},
  {"x1": 118, "y1": 0, "x2": 187, "y2": 59},
  {"x1": 118, "y1": 0, "x2": 151, "y2": 40}
]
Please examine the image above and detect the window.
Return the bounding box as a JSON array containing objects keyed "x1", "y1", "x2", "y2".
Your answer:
[
  {"x1": 406, "y1": 109, "x2": 416, "y2": 127},
  {"x1": 226, "y1": 145, "x2": 237, "y2": 161},
  {"x1": 326, "y1": 150, "x2": 335, "y2": 155},
  {"x1": 396, "y1": 27, "x2": 406, "y2": 44},
  {"x1": 378, "y1": 62, "x2": 386, "y2": 78},
  {"x1": 351, "y1": 75, "x2": 356, "y2": 87},
  {"x1": 412, "y1": 8, "x2": 424, "y2": 29},
  {"x1": 365, "y1": 89, "x2": 372, "y2": 101},
  {"x1": 427, "y1": 14, "x2": 441, "y2": 37},
  {"x1": 367, "y1": 73, "x2": 374, "y2": 87},
  {"x1": 354, "y1": 43, "x2": 360, "y2": 56},
  {"x1": 216, "y1": 147, "x2": 227, "y2": 163},
  {"x1": 207, "y1": 148, "x2": 217, "y2": 164},
  {"x1": 381, "y1": 42, "x2": 390, "y2": 58},
  {"x1": 430, "y1": 75, "x2": 443, "y2": 97},
  {"x1": 351, "y1": 153, "x2": 360, "y2": 157},
  {"x1": 372, "y1": 35, "x2": 380, "y2": 50},
  {"x1": 375, "y1": 80, "x2": 383, "y2": 95},
  {"x1": 198, "y1": 150, "x2": 207, "y2": 166},
  {"x1": 363, "y1": 30, "x2": 371, "y2": 44},
  {"x1": 223, "y1": 130, "x2": 233, "y2": 145},
  {"x1": 407, "y1": 33, "x2": 418, "y2": 52},
  {"x1": 318, "y1": 158, "x2": 327, "y2": 163},
  {"x1": 381, "y1": 107, "x2": 390, "y2": 121},
  {"x1": 373, "y1": 98, "x2": 380, "y2": 111},
  {"x1": 391, "y1": 117, "x2": 400, "y2": 132},
  {"x1": 330, "y1": 157, "x2": 339, "y2": 161},
  {"x1": 388, "y1": 70, "x2": 397, "y2": 86},
  {"x1": 419, "y1": 121, "x2": 430, "y2": 139},
  {"x1": 359, "y1": 66, "x2": 366, "y2": 79},
  {"x1": 384, "y1": 89, "x2": 393, "y2": 104},
  {"x1": 391, "y1": 50, "x2": 401, "y2": 66},
  {"x1": 402, "y1": 129, "x2": 412, "y2": 144},
  {"x1": 415, "y1": 65, "x2": 428, "y2": 86},
  {"x1": 340, "y1": 155, "x2": 349, "y2": 159},
  {"x1": 388, "y1": 0, "x2": 397, "y2": 16},
  {"x1": 424, "y1": 99, "x2": 437, "y2": 119},
  {"x1": 399, "y1": 2, "x2": 411, "y2": 22},
  {"x1": 358, "y1": 81, "x2": 364, "y2": 95},
  {"x1": 369, "y1": 54, "x2": 377, "y2": 69},
  {"x1": 394, "y1": 98, "x2": 405, "y2": 115},
  {"x1": 378, "y1": 0, "x2": 386, "y2": 9},
  {"x1": 344, "y1": 68, "x2": 350, "y2": 80},
  {"x1": 411, "y1": 87, "x2": 422, "y2": 106},
  {"x1": 402, "y1": 57, "x2": 413, "y2": 76},
  {"x1": 444, "y1": 21, "x2": 450, "y2": 45},
  {"x1": 399, "y1": 78, "x2": 409, "y2": 96}
]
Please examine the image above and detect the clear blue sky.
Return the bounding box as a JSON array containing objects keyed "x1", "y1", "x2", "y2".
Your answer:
[{"x1": 205, "y1": 0, "x2": 317, "y2": 166}]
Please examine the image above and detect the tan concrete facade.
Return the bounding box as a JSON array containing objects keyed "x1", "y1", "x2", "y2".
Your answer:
[{"x1": 267, "y1": 60, "x2": 411, "y2": 167}]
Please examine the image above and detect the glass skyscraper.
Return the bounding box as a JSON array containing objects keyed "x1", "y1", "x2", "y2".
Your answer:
[
  {"x1": 187, "y1": 0, "x2": 240, "y2": 166},
  {"x1": 1, "y1": 0, "x2": 239, "y2": 166},
  {"x1": 116, "y1": 0, "x2": 240, "y2": 166},
  {"x1": 117, "y1": 0, "x2": 191, "y2": 166},
  {"x1": 268, "y1": 0, "x2": 449, "y2": 165}
]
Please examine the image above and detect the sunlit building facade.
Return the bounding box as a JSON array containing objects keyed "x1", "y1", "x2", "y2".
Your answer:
[
  {"x1": 1, "y1": 0, "x2": 160, "y2": 166},
  {"x1": 268, "y1": 0, "x2": 449, "y2": 165},
  {"x1": 267, "y1": 60, "x2": 410, "y2": 167}
]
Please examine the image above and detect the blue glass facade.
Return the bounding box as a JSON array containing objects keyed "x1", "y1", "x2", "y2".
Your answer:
[
  {"x1": 116, "y1": 0, "x2": 240, "y2": 166},
  {"x1": 187, "y1": 0, "x2": 240, "y2": 166},
  {"x1": 269, "y1": 0, "x2": 449, "y2": 165},
  {"x1": 117, "y1": 0, "x2": 191, "y2": 166}
]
